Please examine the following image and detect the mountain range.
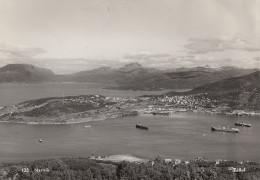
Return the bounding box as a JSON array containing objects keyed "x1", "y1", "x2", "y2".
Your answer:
[
  {"x1": 0, "y1": 63, "x2": 258, "y2": 91},
  {"x1": 1, "y1": 63, "x2": 260, "y2": 110},
  {"x1": 62, "y1": 63, "x2": 258, "y2": 90}
]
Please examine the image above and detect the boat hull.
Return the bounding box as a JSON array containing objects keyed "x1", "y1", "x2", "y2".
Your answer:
[
  {"x1": 136, "y1": 124, "x2": 148, "y2": 130},
  {"x1": 211, "y1": 127, "x2": 239, "y2": 133},
  {"x1": 235, "y1": 123, "x2": 251, "y2": 127},
  {"x1": 152, "y1": 112, "x2": 169, "y2": 116}
]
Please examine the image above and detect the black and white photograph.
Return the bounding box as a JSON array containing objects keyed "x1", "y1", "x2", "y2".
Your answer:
[{"x1": 0, "y1": 0, "x2": 260, "y2": 179}]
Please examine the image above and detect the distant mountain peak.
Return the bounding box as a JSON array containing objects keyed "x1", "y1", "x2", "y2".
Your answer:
[
  {"x1": 0, "y1": 64, "x2": 53, "y2": 74},
  {"x1": 2, "y1": 63, "x2": 34, "y2": 69},
  {"x1": 0, "y1": 63, "x2": 55, "y2": 83},
  {"x1": 118, "y1": 62, "x2": 143, "y2": 72},
  {"x1": 125, "y1": 62, "x2": 142, "y2": 67},
  {"x1": 121, "y1": 62, "x2": 142, "y2": 68}
]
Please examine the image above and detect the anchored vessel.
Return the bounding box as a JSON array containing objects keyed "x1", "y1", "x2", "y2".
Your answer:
[
  {"x1": 211, "y1": 126, "x2": 239, "y2": 133},
  {"x1": 235, "y1": 122, "x2": 251, "y2": 127},
  {"x1": 152, "y1": 112, "x2": 169, "y2": 116},
  {"x1": 136, "y1": 124, "x2": 148, "y2": 130}
]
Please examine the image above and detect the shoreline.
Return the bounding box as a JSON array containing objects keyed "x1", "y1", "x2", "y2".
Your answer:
[
  {"x1": 0, "y1": 153, "x2": 258, "y2": 164},
  {"x1": 1, "y1": 110, "x2": 259, "y2": 125},
  {"x1": 0, "y1": 117, "x2": 108, "y2": 125}
]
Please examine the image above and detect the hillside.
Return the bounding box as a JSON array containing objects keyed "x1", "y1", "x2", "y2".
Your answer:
[
  {"x1": 1, "y1": 156, "x2": 259, "y2": 180},
  {"x1": 166, "y1": 71, "x2": 260, "y2": 111},
  {"x1": 192, "y1": 71, "x2": 260, "y2": 111},
  {"x1": 0, "y1": 94, "x2": 139, "y2": 124},
  {"x1": 191, "y1": 71, "x2": 260, "y2": 93},
  {"x1": 65, "y1": 67, "x2": 119, "y2": 83},
  {"x1": 107, "y1": 66, "x2": 257, "y2": 91},
  {"x1": 0, "y1": 64, "x2": 55, "y2": 83}
]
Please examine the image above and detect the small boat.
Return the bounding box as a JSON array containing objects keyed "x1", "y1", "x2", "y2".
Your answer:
[
  {"x1": 136, "y1": 124, "x2": 148, "y2": 130},
  {"x1": 152, "y1": 112, "x2": 169, "y2": 116},
  {"x1": 235, "y1": 122, "x2": 251, "y2": 127},
  {"x1": 211, "y1": 126, "x2": 239, "y2": 133},
  {"x1": 85, "y1": 125, "x2": 91, "y2": 128},
  {"x1": 39, "y1": 139, "x2": 43, "y2": 143}
]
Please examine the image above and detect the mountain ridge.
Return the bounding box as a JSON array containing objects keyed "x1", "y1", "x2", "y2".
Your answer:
[{"x1": 0, "y1": 63, "x2": 258, "y2": 91}]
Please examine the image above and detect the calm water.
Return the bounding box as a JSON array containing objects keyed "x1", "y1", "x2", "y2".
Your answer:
[
  {"x1": 0, "y1": 113, "x2": 259, "y2": 162},
  {"x1": 0, "y1": 83, "x2": 259, "y2": 163},
  {"x1": 0, "y1": 83, "x2": 167, "y2": 107}
]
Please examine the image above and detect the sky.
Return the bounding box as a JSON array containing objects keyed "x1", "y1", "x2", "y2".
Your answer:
[{"x1": 0, "y1": 0, "x2": 260, "y2": 74}]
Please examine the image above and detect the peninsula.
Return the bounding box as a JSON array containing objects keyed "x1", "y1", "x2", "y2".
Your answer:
[{"x1": 0, "y1": 91, "x2": 259, "y2": 124}]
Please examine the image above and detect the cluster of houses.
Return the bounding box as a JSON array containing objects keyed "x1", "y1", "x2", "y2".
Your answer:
[
  {"x1": 64, "y1": 95, "x2": 103, "y2": 106},
  {"x1": 135, "y1": 95, "x2": 225, "y2": 115}
]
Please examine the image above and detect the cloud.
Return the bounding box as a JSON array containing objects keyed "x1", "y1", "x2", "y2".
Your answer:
[
  {"x1": 124, "y1": 52, "x2": 225, "y2": 69},
  {"x1": 254, "y1": 57, "x2": 260, "y2": 61},
  {"x1": 184, "y1": 38, "x2": 260, "y2": 54},
  {"x1": 0, "y1": 43, "x2": 46, "y2": 58},
  {"x1": 123, "y1": 52, "x2": 233, "y2": 69},
  {"x1": 124, "y1": 52, "x2": 171, "y2": 61},
  {"x1": 0, "y1": 57, "x2": 125, "y2": 74}
]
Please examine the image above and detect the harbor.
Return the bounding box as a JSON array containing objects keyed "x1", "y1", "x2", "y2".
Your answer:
[{"x1": 0, "y1": 112, "x2": 259, "y2": 163}]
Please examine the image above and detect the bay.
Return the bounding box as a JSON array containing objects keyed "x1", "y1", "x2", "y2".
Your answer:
[{"x1": 0, "y1": 113, "x2": 259, "y2": 163}]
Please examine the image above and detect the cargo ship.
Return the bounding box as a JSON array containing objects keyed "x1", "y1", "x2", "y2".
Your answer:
[
  {"x1": 235, "y1": 122, "x2": 251, "y2": 127},
  {"x1": 211, "y1": 126, "x2": 239, "y2": 133},
  {"x1": 136, "y1": 124, "x2": 148, "y2": 130}
]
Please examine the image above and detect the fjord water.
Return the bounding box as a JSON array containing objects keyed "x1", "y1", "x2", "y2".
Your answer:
[
  {"x1": 0, "y1": 113, "x2": 259, "y2": 162},
  {"x1": 0, "y1": 83, "x2": 167, "y2": 107},
  {"x1": 0, "y1": 83, "x2": 259, "y2": 163}
]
